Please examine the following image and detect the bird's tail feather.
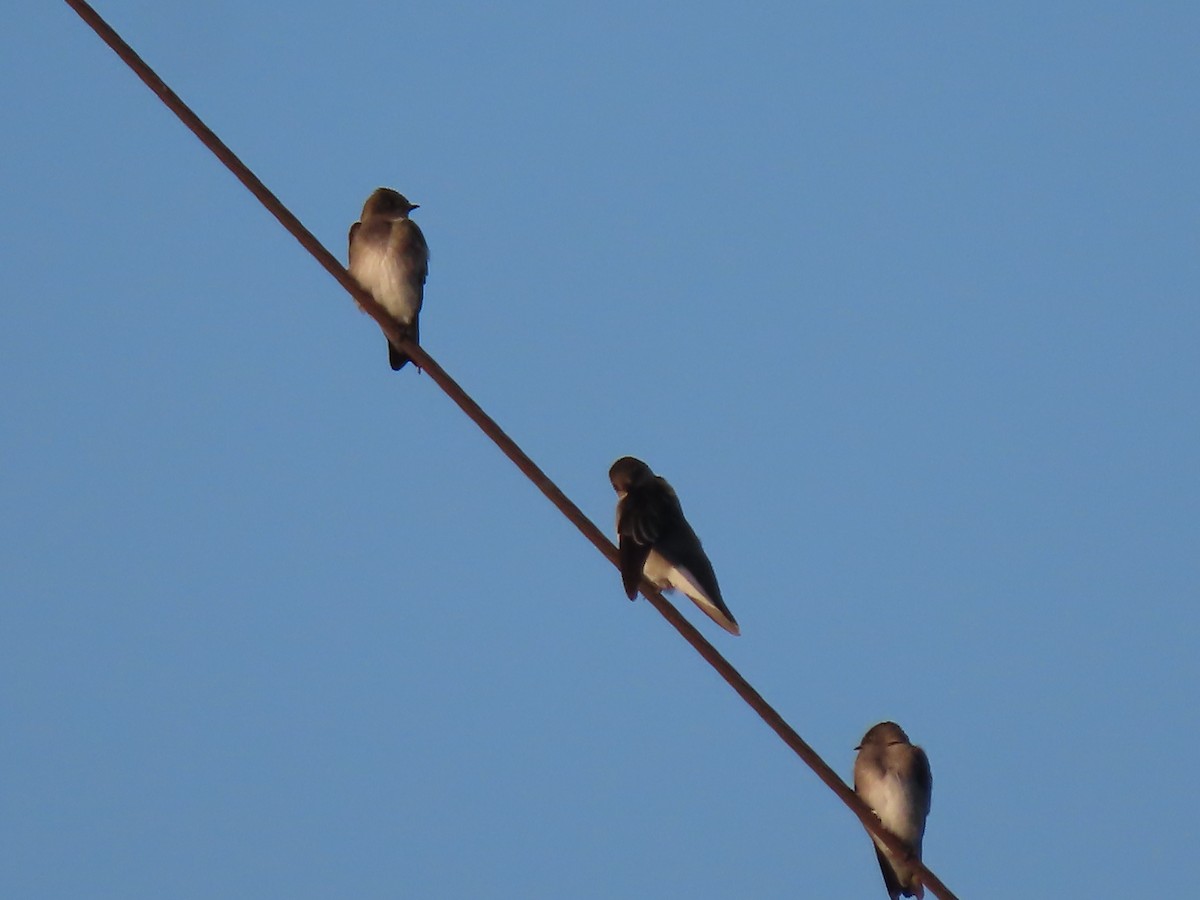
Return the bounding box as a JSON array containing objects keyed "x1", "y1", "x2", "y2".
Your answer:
[
  {"x1": 387, "y1": 317, "x2": 420, "y2": 371},
  {"x1": 669, "y1": 565, "x2": 741, "y2": 635},
  {"x1": 388, "y1": 341, "x2": 410, "y2": 370}
]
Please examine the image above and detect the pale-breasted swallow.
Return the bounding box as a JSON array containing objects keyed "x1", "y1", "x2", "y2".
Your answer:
[
  {"x1": 853, "y1": 721, "x2": 933, "y2": 900},
  {"x1": 348, "y1": 187, "x2": 429, "y2": 370},
  {"x1": 608, "y1": 456, "x2": 740, "y2": 636}
]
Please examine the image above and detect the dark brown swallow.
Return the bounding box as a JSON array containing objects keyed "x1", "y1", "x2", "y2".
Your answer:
[{"x1": 608, "y1": 456, "x2": 739, "y2": 635}]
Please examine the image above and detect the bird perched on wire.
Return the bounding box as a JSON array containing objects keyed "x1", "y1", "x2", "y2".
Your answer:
[
  {"x1": 348, "y1": 187, "x2": 429, "y2": 371},
  {"x1": 608, "y1": 456, "x2": 739, "y2": 636},
  {"x1": 853, "y1": 721, "x2": 933, "y2": 900}
]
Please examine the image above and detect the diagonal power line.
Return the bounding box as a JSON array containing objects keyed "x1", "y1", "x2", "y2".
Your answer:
[{"x1": 62, "y1": 2, "x2": 959, "y2": 897}]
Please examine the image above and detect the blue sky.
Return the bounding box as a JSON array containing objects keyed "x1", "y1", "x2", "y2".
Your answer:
[{"x1": 3, "y1": 3, "x2": 1197, "y2": 897}]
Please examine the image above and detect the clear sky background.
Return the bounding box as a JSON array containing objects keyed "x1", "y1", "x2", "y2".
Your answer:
[{"x1": 3, "y1": 3, "x2": 1197, "y2": 898}]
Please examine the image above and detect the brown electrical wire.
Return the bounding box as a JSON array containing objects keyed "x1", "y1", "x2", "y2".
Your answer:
[{"x1": 62, "y1": 2, "x2": 959, "y2": 897}]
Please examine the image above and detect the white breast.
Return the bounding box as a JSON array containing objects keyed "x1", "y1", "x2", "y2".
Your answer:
[
  {"x1": 349, "y1": 247, "x2": 420, "y2": 322},
  {"x1": 864, "y1": 772, "x2": 922, "y2": 846},
  {"x1": 642, "y1": 549, "x2": 675, "y2": 588}
]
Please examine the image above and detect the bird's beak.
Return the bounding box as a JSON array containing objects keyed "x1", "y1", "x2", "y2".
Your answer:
[{"x1": 410, "y1": 204, "x2": 420, "y2": 210}]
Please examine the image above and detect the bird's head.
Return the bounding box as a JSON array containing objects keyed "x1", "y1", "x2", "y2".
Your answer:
[
  {"x1": 609, "y1": 456, "x2": 655, "y2": 495},
  {"x1": 362, "y1": 187, "x2": 419, "y2": 220}
]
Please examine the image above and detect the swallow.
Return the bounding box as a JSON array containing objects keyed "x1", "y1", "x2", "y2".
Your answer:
[
  {"x1": 348, "y1": 187, "x2": 429, "y2": 370},
  {"x1": 854, "y1": 721, "x2": 933, "y2": 900},
  {"x1": 608, "y1": 456, "x2": 739, "y2": 635}
]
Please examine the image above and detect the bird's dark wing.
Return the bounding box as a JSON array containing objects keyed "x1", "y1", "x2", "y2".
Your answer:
[
  {"x1": 401, "y1": 219, "x2": 430, "y2": 285},
  {"x1": 615, "y1": 481, "x2": 674, "y2": 599},
  {"x1": 618, "y1": 480, "x2": 675, "y2": 545},
  {"x1": 651, "y1": 482, "x2": 737, "y2": 631},
  {"x1": 655, "y1": 518, "x2": 723, "y2": 605},
  {"x1": 873, "y1": 845, "x2": 905, "y2": 900},
  {"x1": 616, "y1": 538, "x2": 652, "y2": 600},
  {"x1": 912, "y1": 746, "x2": 933, "y2": 820}
]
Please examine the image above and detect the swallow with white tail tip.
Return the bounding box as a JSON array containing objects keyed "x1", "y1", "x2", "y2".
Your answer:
[{"x1": 608, "y1": 456, "x2": 739, "y2": 636}]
